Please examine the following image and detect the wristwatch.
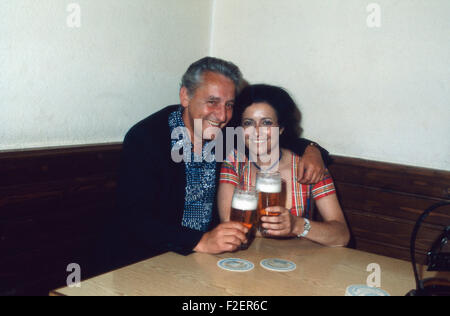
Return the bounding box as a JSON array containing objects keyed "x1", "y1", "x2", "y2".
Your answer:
[{"x1": 298, "y1": 218, "x2": 311, "y2": 238}]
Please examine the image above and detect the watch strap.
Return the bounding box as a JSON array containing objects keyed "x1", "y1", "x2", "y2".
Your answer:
[{"x1": 298, "y1": 218, "x2": 311, "y2": 238}]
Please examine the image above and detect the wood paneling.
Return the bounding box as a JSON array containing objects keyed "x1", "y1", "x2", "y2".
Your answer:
[
  {"x1": 0, "y1": 144, "x2": 121, "y2": 188},
  {"x1": 329, "y1": 156, "x2": 449, "y2": 199},
  {"x1": 329, "y1": 155, "x2": 450, "y2": 264},
  {"x1": 334, "y1": 182, "x2": 450, "y2": 225},
  {"x1": 0, "y1": 144, "x2": 122, "y2": 295}
]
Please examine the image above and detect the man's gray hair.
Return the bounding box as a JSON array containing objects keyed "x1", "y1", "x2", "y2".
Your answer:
[{"x1": 181, "y1": 57, "x2": 243, "y2": 96}]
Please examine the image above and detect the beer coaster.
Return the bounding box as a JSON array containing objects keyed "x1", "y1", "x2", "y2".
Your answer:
[
  {"x1": 345, "y1": 285, "x2": 390, "y2": 296},
  {"x1": 260, "y1": 258, "x2": 296, "y2": 272},
  {"x1": 217, "y1": 258, "x2": 255, "y2": 272}
]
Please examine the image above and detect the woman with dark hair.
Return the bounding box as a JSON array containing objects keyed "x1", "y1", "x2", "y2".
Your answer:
[{"x1": 218, "y1": 84, "x2": 350, "y2": 247}]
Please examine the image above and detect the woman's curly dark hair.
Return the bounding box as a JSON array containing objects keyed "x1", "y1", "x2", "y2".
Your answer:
[{"x1": 232, "y1": 84, "x2": 303, "y2": 147}]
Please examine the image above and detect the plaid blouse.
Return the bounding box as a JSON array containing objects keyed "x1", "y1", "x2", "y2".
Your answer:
[{"x1": 220, "y1": 150, "x2": 336, "y2": 219}]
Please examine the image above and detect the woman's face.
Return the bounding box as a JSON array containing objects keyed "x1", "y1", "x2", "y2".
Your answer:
[{"x1": 241, "y1": 102, "x2": 284, "y2": 157}]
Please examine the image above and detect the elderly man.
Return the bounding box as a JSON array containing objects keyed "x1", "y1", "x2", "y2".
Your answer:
[{"x1": 111, "y1": 57, "x2": 329, "y2": 267}]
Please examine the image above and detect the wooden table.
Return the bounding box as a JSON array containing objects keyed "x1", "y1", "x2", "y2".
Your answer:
[{"x1": 51, "y1": 237, "x2": 447, "y2": 296}]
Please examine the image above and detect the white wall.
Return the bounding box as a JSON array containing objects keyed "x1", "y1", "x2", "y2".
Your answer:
[
  {"x1": 211, "y1": 0, "x2": 450, "y2": 170},
  {"x1": 2, "y1": 0, "x2": 449, "y2": 171},
  {"x1": 0, "y1": 0, "x2": 213, "y2": 149}
]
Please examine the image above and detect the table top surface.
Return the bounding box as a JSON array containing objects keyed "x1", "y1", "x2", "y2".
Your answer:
[{"x1": 52, "y1": 237, "x2": 447, "y2": 296}]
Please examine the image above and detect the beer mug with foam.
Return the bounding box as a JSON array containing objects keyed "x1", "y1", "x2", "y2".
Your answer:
[
  {"x1": 256, "y1": 171, "x2": 282, "y2": 233},
  {"x1": 230, "y1": 185, "x2": 258, "y2": 250}
]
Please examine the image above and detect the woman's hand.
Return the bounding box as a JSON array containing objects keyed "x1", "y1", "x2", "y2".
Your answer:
[{"x1": 260, "y1": 207, "x2": 297, "y2": 237}]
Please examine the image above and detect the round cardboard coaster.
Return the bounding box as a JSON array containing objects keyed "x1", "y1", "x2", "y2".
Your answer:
[
  {"x1": 260, "y1": 258, "x2": 297, "y2": 272},
  {"x1": 217, "y1": 258, "x2": 255, "y2": 272},
  {"x1": 345, "y1": 285, "x2": 390, "y2": 296}
]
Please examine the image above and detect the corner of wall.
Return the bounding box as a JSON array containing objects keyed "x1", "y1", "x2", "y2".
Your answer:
[{"x1": 208, "y1": 0, "x2": 217, "y2": 56}]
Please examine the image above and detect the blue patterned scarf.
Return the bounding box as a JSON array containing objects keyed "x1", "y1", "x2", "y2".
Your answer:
[{"x1": 168, "y1": 107, "x2": 217, "y2": 232}]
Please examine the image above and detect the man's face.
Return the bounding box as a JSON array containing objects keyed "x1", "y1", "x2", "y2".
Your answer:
[{"x1": 180, "y1": 71, "x2": 236, "y2": 141}]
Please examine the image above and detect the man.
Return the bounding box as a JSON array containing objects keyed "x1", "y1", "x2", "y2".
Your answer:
[{"x1": 111, "y1": 57, "x2": 328, "y2": 268}]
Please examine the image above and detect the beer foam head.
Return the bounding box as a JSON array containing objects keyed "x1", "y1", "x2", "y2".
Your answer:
[
  {"x1": 256, "y1": 177, "x2": 281, "y2": 193},
  {"x1": 232, "y1": 193, "x2": 258, "y2": 211}
]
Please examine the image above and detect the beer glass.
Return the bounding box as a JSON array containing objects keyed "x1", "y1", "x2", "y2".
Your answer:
[
  {"x1": 256, "y1": 171, "x2": 282, "y2": 233},
  {"x1": 230, "y1": 186, "x2": 258, "y2": 250}
]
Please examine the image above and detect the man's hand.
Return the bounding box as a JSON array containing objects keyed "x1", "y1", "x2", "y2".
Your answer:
[
  {"x1": 297, "y1": 144, "x2": 325, "y2": 184},
  {"x1": 193, "y1": 222, "x2": 248, "y2": 254}
]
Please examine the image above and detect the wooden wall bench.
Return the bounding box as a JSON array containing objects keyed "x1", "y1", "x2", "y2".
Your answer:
[
  {"x1": 0, "y1": 143, "x2": 449, "y2": 295},
  {"x1": 0, "y1": 144, "x2": 122, "y2": 295},
  {"x1": 328, "y1": 156, "x2": 450, "y2": 265}
]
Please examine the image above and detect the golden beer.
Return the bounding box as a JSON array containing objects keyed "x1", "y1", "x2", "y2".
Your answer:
[
  {"x1": 230, "y1": 187, "x2": 258, "y2": 249},
  {"x1": 256, "y1": 172, "x2": 282, "y2": 232},
  {"x1": 230, "y1": 207, "x2": 256, "y2": 230},
  {"x1": 258, "y1": 191, "x2": 281, "y2": 216}
]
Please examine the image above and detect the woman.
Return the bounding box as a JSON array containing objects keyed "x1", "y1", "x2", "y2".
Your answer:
[{"x1": 218, "y1": 84, "x2": 350, "y2": 247}]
